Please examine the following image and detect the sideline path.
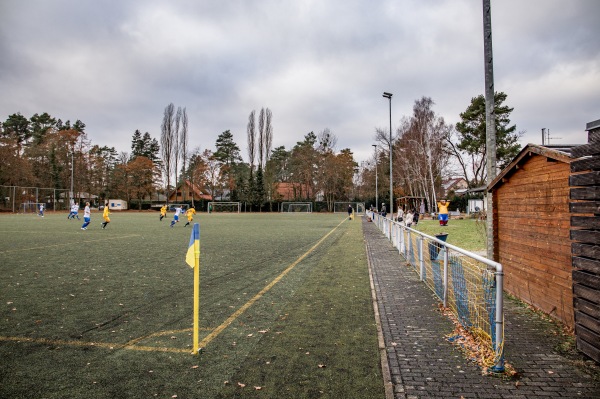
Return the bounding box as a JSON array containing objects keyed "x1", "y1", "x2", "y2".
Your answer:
[{"x1": 363, "y1": 217, "x2": 600, "y2": 399}]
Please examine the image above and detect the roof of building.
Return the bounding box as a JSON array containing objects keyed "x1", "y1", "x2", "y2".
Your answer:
[{"x1": 487, "y1": 143, "x2": 575, "y2": 192}]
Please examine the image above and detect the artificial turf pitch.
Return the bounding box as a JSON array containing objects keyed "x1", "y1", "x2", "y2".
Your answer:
[{"x1": 0, "y1": 211, "x2": 384, "y2": 398}]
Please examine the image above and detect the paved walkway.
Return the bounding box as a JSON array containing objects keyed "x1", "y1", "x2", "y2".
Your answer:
[{"x1": 363, "y1": 217, "x2": 600, "y2": 399}]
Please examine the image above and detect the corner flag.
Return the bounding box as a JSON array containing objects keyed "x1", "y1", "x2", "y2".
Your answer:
[
  {"x1": 186, "y1": 223, "x2": 200, "y2": 268},
  {"x1": 186, "y1": 223, "x2": 201, "y2": 355}
]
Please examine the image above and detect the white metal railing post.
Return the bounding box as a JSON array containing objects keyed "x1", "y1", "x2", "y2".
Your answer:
[
  {"x1": 418, "y1": 236, "x2": 424, "y2": 280},
  {"x1": 398, "y1": 223, "x2": 404, "y2": 253},
  {"x1": 492, "y1": 265, "x2": 505, "y2": 373},
  {"x1": 442, "y1": 244, "x2": 449, "y2": 308},
  {"x1": 407, "y1": 230, "x2": 412, "y2": 262}
]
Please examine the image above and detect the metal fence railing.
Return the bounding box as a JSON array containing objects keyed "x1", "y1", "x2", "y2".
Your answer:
[{"x1": 369, "y1": 211, "x2": 505, "y2": 372}]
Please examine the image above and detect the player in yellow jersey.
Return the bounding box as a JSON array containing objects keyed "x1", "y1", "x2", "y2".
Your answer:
[
  {"x1": 437, "y1": 199, "x2": 449, "y2": 226},
  {"x1": 184, "y1": 207, "x2": 196, "y2": 227},
  {"x1": 159, "y1": 204, "x2": 167, "y2": 221},
  {"x1": 101, "y1": 201, "x2": 111, "y2": 229}
]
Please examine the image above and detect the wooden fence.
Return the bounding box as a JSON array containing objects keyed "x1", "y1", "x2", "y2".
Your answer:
[{"x1": 570, "y1": 118, "x2": 600, "y2": 363}]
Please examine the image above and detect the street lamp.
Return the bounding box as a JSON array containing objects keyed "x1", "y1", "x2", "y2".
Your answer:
[
  {"x1": 353, "y1": 167, "x2": 359, "y2": 200},
  {"x1": 383, "y1": 91, "x2": 393, "y2": 216},
  {"x1": 70, "y1": 149, "x2": 74, "y2": 205},
  {"x1": 372, "y1": 144, "x2": 378, "y2": 212}
]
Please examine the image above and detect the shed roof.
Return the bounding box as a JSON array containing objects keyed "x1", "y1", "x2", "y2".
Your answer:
[{"x1": 487, "y1": 143, "x2": 574, "y2": 192}]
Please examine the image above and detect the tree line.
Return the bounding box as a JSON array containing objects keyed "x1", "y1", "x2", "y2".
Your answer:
[
  {"x1": 359, "y1": 92, "x2": 522, "y2": 214},
  {"x1": 0, "y1": 105, "x2": 359, "y2": 211},
  {"x1": 1, "y1": 93, "x2": 521, "y2": 212}
]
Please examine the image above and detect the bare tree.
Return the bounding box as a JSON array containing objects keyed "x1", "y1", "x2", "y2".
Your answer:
[
  {"x1": 247, "y1": 110, "x2": 256, "y2": 175},
  {"x1": 173, "y1": 107, "x2": 182, "y2": 194},
  {"x1": 265, "y1": 108, "x2": 273, "y2": 162},
  {"x1": 258, "y1": 108, "x2": 265, "y2": 169},
  {"x1": 317, "y1": 128, "x2": 338, "y2": 153},
  {"x1": 396, "y1": 97, "x2": 451, "y2": 213},
  {"x1": 160, "y1": 103, "x2": 175, "y2": 203}
]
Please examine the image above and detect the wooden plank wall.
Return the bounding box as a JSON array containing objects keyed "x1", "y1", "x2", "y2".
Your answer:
[
  {"x1": 495, "y1": 154, "x2": 574, "y2": 326},
  {"x1": 570, "y1": 119, "x2": 600, "y2": 363}
]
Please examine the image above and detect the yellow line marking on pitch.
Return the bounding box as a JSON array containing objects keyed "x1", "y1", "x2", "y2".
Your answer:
[
  {"x1": 0, "y1": 327, "x2": 215, "y2": 354},
  {"x1": 198, "y1": 217, "x2": 347, "y2": 349},
  {"x1": 0, "y1": 234, "x2": 142, "y2": 254},
  {"x1": 0, "y1": 335, "x2": 189, "y2": 353}
]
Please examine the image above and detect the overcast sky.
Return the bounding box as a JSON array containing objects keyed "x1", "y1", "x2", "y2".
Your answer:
[{"x1": 1, "y1": 0, "x2": 598, "y2": 164}]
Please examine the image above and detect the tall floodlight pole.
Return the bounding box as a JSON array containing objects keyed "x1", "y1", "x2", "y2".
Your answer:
[
  {"x1": 70, "y1": 150, "x2": 74, "y2": 203},
  {"x1": 383, "y1": 92, "x2": 393, "y2": 217},
  {"x1": 482, "y1": 1, "x2": 497, "y2": 259},
  {"x1": 372, "y1": 144, "x2": 378, "y2": 212}
]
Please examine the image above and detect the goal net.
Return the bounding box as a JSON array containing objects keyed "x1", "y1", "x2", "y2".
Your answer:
[
  {"x1": 333, "y1": 202, "x2": 366, "y2": 214},
  {"x1": 280, "y1": 202, "x2": 312, "y2": 213},
  {"x1": 208, "y1": 202, "x2": 241, "y2": 213},
  {"x1": 20, "y1": 202, "x2": 46, "y2": 214}
]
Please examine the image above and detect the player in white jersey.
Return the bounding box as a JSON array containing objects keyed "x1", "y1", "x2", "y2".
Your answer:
[
  {"x1": 68, "y1": 203, "x2": 80, "y2": 220},
  {"x1": 170, "y1": 206, "x2": 183, "y2": 228},
  {"x1": 81, "y1": 202, "x2": 91, "y2": 230}
]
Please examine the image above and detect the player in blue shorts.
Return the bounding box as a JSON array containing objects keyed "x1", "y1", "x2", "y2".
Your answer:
[
  {"x1": 68, "y1": 202, "x2": 80, "y2": 219},
  {"x1": 81, "y1": 202, "x2": 91, "y2": 230},
  {"x1": 170, "y1": 206, "x2": 183, "y2": 228}
]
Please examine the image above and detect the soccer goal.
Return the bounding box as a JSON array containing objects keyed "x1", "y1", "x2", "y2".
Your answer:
[
  {"x1": 333, "y1": 202, "x2": 366, "y2": 214},
  {"x1": 280, "y1": 202, "x2": 312, "y2": 213},
  {"x1": 208, "y1": 202, "x2": 241, "y2": 213},
  {"x1": 20, "y1": 202, "x2": 46, "y2": 214}
]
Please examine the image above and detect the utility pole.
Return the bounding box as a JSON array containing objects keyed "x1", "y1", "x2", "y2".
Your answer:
[
  {"x1": 372, "y1": 144, "x2": 378, "y2": 212},
  {"x1": 483, "y1": 0, "x2": 497, "y2": 260},
  {"x1": 483, "y1": 0, "x2": 504, "y2": 374}
]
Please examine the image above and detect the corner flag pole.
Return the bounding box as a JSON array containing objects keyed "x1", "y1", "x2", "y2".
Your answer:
[{"x1": 186, "y1": 223, "x2": 201, "y2": 354}]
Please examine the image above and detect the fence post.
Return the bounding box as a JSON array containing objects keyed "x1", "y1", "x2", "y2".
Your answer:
[
  {"x1": 407, "y1": 230, "x2": 412, "y2": 262},
  {"x1": 418, "y1": 236, "x2": 424, "y2": 281},
  {"x1": 400, "y1": 227, "x2": 405, "y2": 256},
  {"x1": 492, "y1": 266, "x2": 505, "y2": 372},
  {"x1": 442, "y1": 245, "x2": 449, "y2": 308}
]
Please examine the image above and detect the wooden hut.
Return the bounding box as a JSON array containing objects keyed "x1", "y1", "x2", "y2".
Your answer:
[
  {"x1": 168, "y1": 180, "x2": 212, "y2": 202},
  {"x1": 488, "y1": 144, "x2": 575, "y2": 327}
]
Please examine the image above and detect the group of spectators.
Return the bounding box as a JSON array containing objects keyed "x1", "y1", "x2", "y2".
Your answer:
[{"x1": 370, "y1": 199, "x2": 451, "y2": 227}]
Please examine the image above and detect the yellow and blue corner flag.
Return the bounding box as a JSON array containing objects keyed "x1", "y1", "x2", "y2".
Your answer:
[{"x1": 186, "y1": 223, "x2": 200, "y2": 268}]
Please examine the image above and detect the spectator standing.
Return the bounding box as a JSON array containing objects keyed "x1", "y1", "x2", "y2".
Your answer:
[{"x1": 437, "y1": 199, "x2": 450, "y2": 226}]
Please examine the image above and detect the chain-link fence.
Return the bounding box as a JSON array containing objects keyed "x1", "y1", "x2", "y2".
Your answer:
[
  {"x1": 370, "y1": 211, "x2": 505, "y2": 372},
  {"x1": 0, "y1": 185, "x2": 70, "y2": 213}
]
